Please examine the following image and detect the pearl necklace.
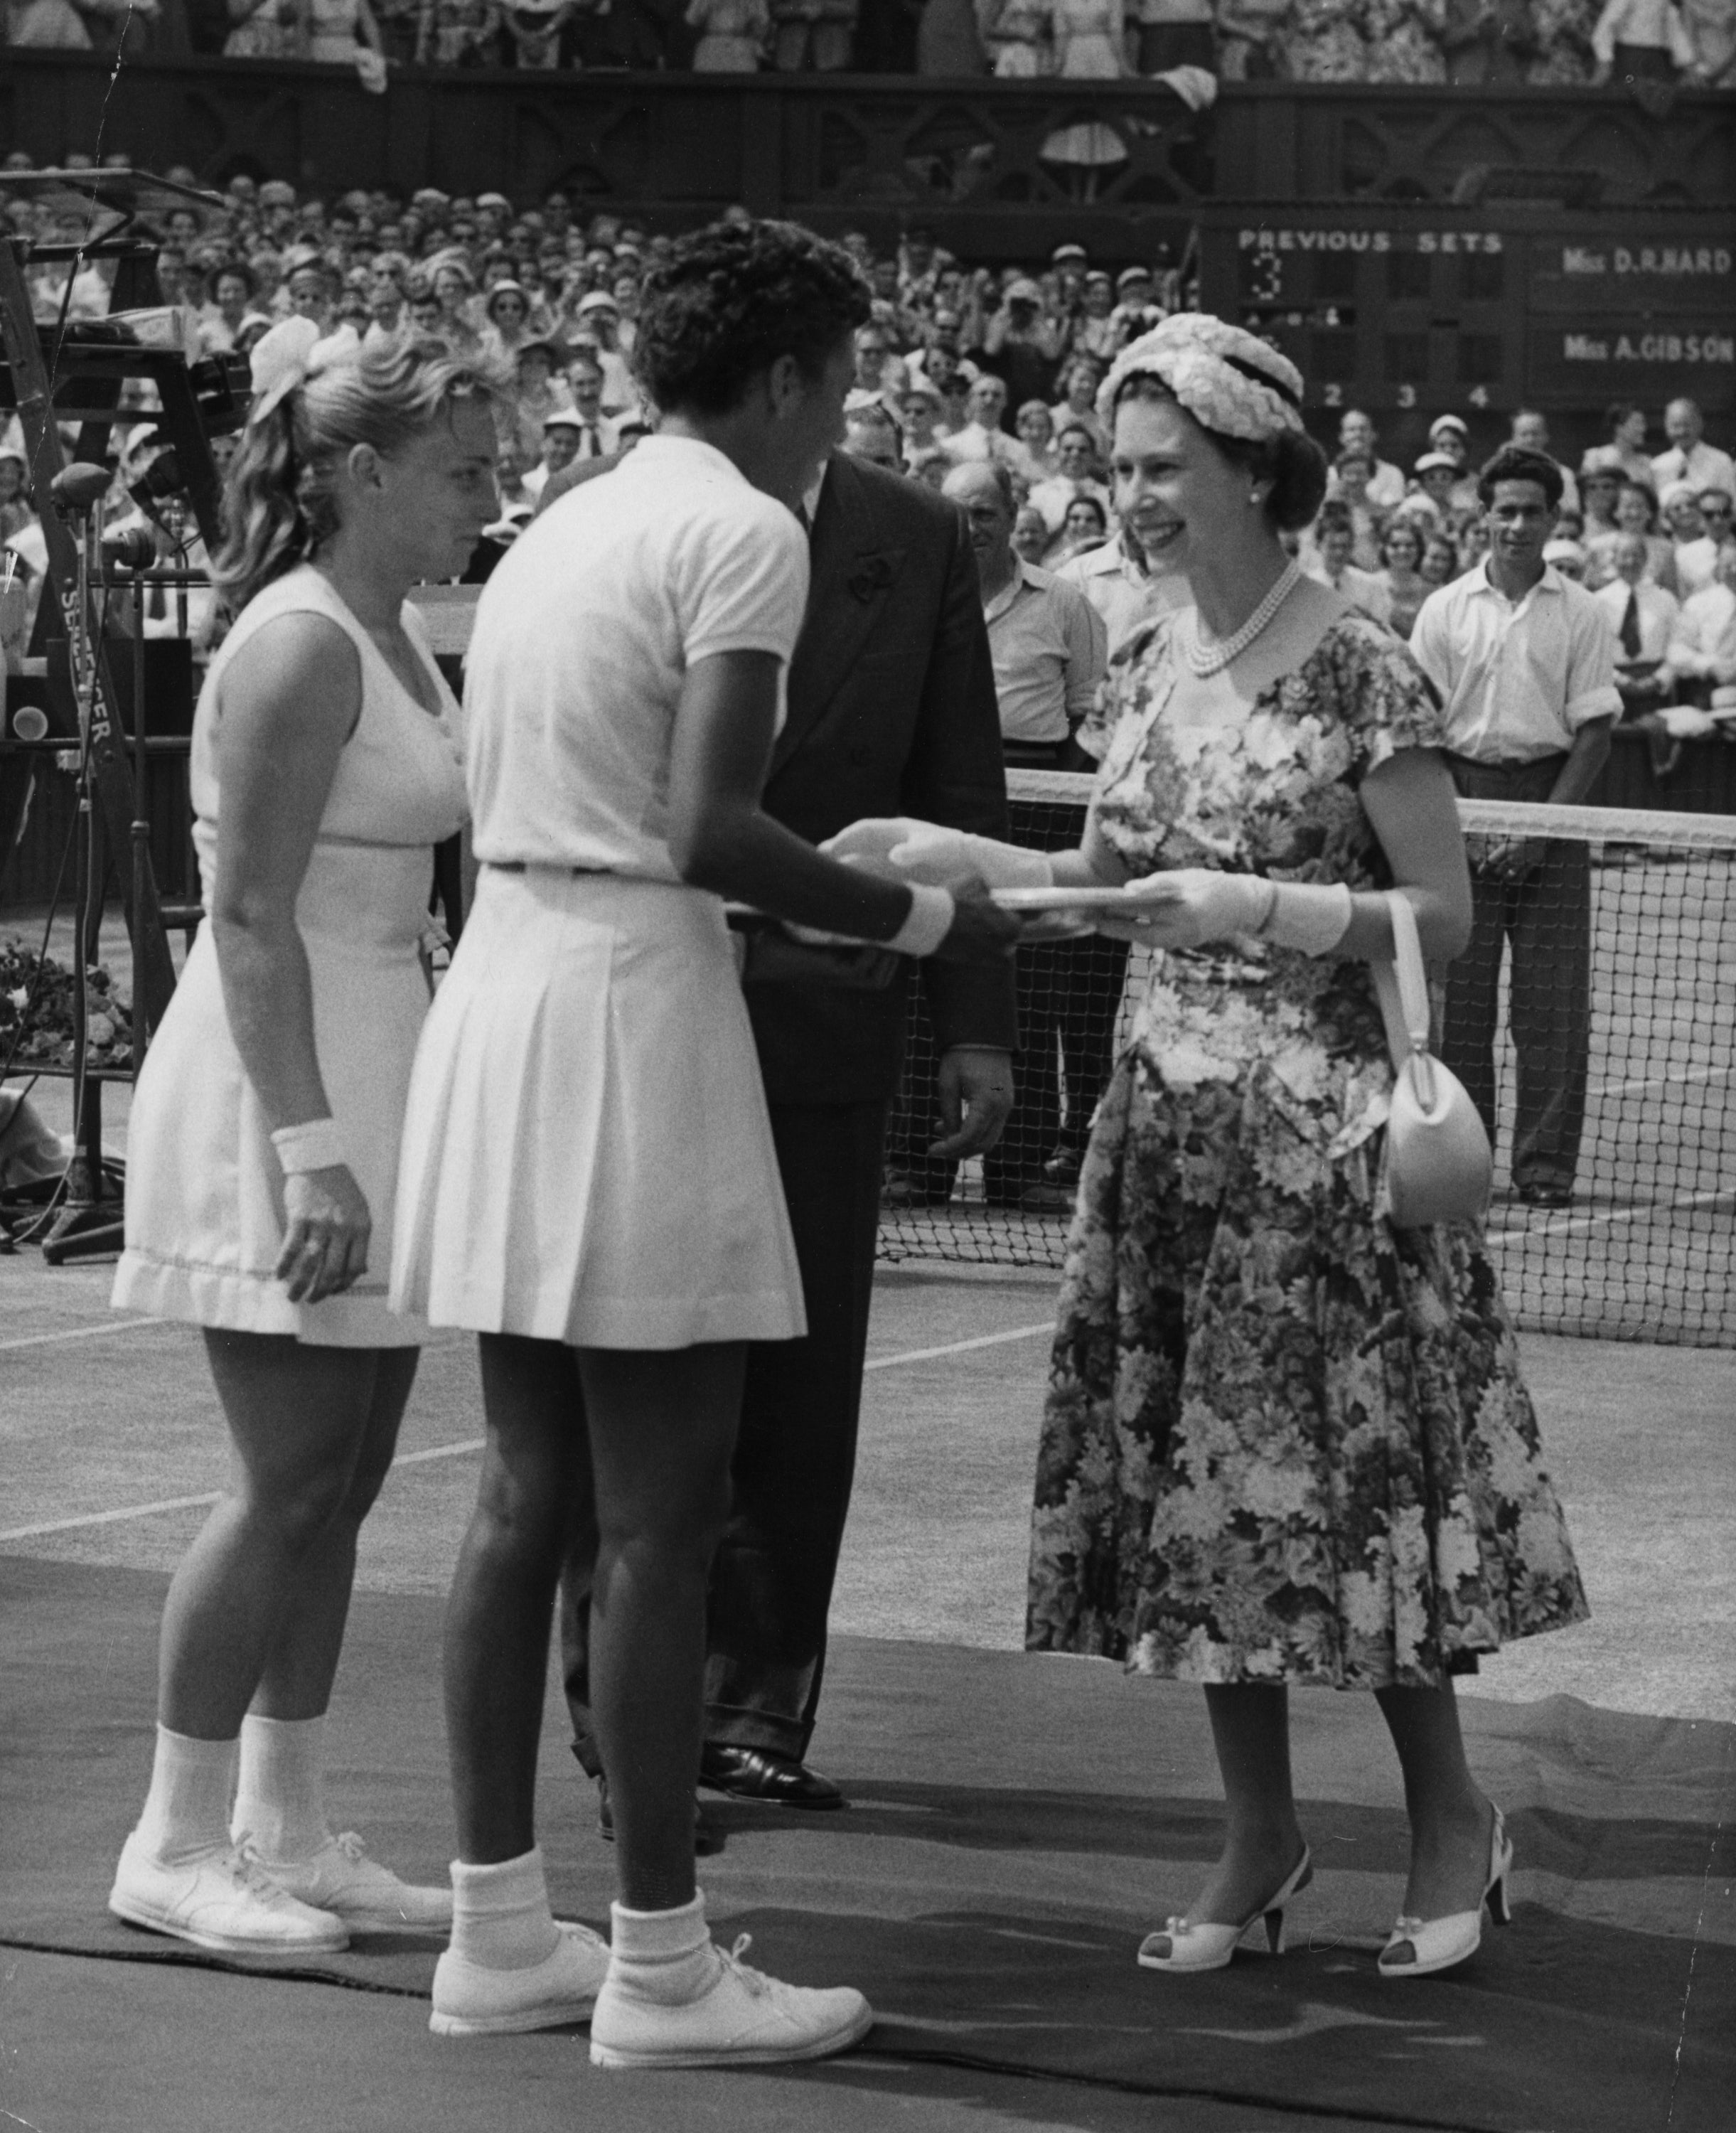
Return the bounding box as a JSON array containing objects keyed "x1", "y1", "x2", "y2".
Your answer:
[{"x1": 1182, "y1": 560, "x2": 1303, "y2": 678}]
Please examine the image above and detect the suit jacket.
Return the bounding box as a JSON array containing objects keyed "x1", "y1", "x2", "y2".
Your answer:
[{"x1": 749, "y1": 451, "x2": 1017, "y2": 1106}]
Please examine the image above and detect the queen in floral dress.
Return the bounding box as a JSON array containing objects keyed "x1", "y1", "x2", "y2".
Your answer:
[{"x1": 837, "y1": 317, "x2": 1587, "y2": 1986}]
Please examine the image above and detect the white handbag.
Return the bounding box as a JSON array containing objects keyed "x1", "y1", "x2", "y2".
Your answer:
[{"x1": 1370, "y1": 890, "x2": 1492, "y2": 1229}]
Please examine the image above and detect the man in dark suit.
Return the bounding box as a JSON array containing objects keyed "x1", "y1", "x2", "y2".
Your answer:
[{"x1": 558, "y1": 445, "x2": 1018, "y2": 1812}]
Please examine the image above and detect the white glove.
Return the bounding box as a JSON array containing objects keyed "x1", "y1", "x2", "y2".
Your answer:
[
  {"x1": 1100, "y1": 869, "x2": 1272, "y2": 948},
  {"x1": 1100, "y1": 871, "x2": 1353, "y2": 955},
  {"x1": 824, "y1": 817, "x2": 1054, "y2": 891}
]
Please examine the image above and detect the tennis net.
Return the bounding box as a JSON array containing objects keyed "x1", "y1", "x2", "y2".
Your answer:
[{"x1": 877, "y1": 772, "x2": 1736, "y2": 1349}]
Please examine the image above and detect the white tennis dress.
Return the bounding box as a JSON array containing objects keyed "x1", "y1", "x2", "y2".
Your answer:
[
  {"x1": 112, "y1": 565, "x2": 468, "y2": 1348},
  {"x1": 390, "y1": 434, "x2": 809, "y2": 1350}
]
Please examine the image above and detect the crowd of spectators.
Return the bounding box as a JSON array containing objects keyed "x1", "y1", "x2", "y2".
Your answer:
[
  {"x1": 4, "y1": 0, "x2": 1732, "y2": 89},
  {"x1": 1, "y1": 161, "x2": 1732, "y2": 730}
]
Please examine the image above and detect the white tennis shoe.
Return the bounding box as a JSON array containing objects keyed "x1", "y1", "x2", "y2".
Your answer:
[
  {"x1": 430, "y1": 1920, "x2": 613, "y2": 2036},
  {"x1": 589, "y1": 1934, "x2": 873, "y2": 2070},
  {"x1": 109, "y1": 1835, "x2": 348, "y2": 1955},
  {"x1": 238, "y1": 1829, "x2": 453, "y2": 1931}
]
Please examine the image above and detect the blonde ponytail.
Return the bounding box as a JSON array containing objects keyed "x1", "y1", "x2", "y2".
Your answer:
[{"x1": 210, "y1": 334, "x2": 510, "y2": 626}]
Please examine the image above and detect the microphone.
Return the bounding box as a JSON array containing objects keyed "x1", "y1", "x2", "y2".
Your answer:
[
  {"x1": 104, "y1": 526, "x2": 159, "y2": 572},
  {"x1": 51, "y1": 462, "x2": 113, "y2": 515}
]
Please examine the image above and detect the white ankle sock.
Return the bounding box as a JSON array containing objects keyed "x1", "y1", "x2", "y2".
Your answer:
[
  {"x1": 132, "y1": 1726, "x2": 236, "y2": 1864},
  {"x1": 608, "y1": 1893, "x2": 713, "y2": 2004},
  {"x1": 232, "y1": 1712, "x2": 331, "y2": 1861},
  {"x1": 449, "y1": 1848, "x2": 562, "y2": 1970}
]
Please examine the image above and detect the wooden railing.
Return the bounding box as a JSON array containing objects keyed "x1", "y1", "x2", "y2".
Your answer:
[{"x1": 3, "y1": 56, "x2": 1730, "y2": 258}]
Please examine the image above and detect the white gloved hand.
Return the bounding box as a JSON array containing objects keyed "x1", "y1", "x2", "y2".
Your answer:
[
  {"x1": 823, "y1": 818, "x2": 970, "y2": 884},
  {"x1": 1096, "y1": 869, "x2": 1273, "y2": 948},
  {"x1": 823, "y1": 818, "x2": 1054, "y2": 891}
]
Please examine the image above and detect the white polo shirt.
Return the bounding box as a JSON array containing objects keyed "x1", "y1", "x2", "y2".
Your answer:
[
  {"x1": 463, "y1": 434, "x2": 808, "y2": 875},
  {"x1": 1410, "y1": 560, "x2": 1621, "y2": 764}
]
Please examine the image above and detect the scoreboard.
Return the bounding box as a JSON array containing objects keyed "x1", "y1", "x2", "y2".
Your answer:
[{"x1": 1194, "y1": 202, "x2": 1735, "y2": 421}]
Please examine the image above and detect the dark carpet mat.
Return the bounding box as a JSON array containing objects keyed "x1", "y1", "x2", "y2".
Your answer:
[{"x1": 4, "y1": 1553, "x2": 1732, "y2": 2132}]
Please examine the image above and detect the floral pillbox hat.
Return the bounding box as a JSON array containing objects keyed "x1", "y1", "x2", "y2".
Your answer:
[{"x1": 1097, "y1": 315, "x2": 1304, "y2": 444}]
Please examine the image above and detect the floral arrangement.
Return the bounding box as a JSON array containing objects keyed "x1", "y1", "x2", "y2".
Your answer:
[{"x1": 0, "y1": 938, "x2": 134, "y2": 1071}]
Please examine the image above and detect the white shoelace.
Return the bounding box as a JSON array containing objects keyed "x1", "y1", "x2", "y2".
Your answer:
[{"x1": 716, "y1": 1932, "x2": 772, "y2": 2000}]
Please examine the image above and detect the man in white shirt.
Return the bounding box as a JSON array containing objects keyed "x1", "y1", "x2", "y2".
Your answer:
[
  {"x1": 520, "y1": 409, "x2": 584, "y2": 501},
  {"x1": 559, "y1": 352, "x2": 618, "y2": 462},
  {"x1": 1302, "y1": 506, "x2": 1393, "y2": 626},
  {"x1": 1056, "y1": 520, "x2": 1189, "y2": 671},
  {"x1": 1651, "y1": 398, "x2": 1736, "y2": 500},
  {"x1": 1334, "y1": 408, "x2": 1405, "y2": 509},
  {"x1": 939, "y1": 374, "x2": 1034, "y2": 477},
  {"x1": 1510, "y1": 409, "x2": 1580, "y2": 518},
  {"x1": 1666, "y1": 543, "x2": 1736, "y2": 700},
  {"x1": 1593, "y1": 531, "x2": 1679, "y2": 715},
  {"x1": 942, "y1": 458, "x2": 1108, "y2": 1208},
  {"x1": 1026, "y1": 424, "x2": 1114, "y2": 538},
  {"x1": 1663, "y1": 480, "x2": 1725, "y2": 598},
  {"x1": 1411, "y1": 445, "x2": 1620, "y2": 1207},
  {"x1": 943, "y1": 461, "x2": 1105, "y2": 761}
]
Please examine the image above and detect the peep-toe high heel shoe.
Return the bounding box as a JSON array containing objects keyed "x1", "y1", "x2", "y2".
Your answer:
[
  {"x1": 1378, "y1": 1807, "x2": 1512, "y2": 1979},
  {"x1": 1137, "y1": 1847, "x2": 1313, "y2": 1973}
]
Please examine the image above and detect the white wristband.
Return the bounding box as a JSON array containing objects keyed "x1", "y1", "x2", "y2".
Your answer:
[
  {"x1": 271, "y1": 1117, "x2": 346, "y2": 1174},
  {"x1": 1258, "y1": 880, "x2": 1354, "y2": 956},
  {"x1": 887, "y1": 882, "x2": 955, "y2": 958}
]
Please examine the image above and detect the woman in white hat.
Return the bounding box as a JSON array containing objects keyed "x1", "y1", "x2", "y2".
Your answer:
[{"x1": 835, "y1": 312, "x2": 1587, "y2": 1984}]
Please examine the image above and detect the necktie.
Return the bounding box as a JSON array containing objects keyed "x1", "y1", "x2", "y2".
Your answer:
[
  {"x1": 795, "y1": 502, "x2": 812, "y2": 536},
  {"x1": 1620, "y1": 587, "x2": 1643, "y2": 658}
]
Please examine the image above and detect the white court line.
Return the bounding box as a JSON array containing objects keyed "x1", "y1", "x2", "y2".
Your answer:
[
  {"x1": 0, "y1": 1316, "x2": 168, "y2": 1354},
  {"x1": 1489, "y1": 1185, "x2": 1736, "y2": 1240},
  {"x1": 0, "y1": 1322, "x2": 1055, "y2": 1544},
  {"x1": 1587, "y1": 1062, "x2": 1736, "y2": 1101},
  {"x1": 863, "y1": 1322, "x2": 1051, "y2": 1372}
]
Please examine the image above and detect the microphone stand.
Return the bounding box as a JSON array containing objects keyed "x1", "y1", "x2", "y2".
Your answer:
[{"x1": 41, "y1": 474, "x2": 127, "y2": 1262}]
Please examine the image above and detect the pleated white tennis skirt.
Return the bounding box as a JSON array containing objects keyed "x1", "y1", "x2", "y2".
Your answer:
[{"x1": 390, "y1": 865, "x2": 806, "y2": 1350}]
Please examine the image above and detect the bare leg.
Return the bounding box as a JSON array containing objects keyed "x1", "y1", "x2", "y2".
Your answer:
[
  {"x1": 1374, "y1": 1685, "x2": 1496, "y2": 1922},
  {"x1": 157, "y1": 1333, "x2": 408, "y2": 1739},
  {"x1": 444, "y1": 1335, "x2": 590, "y2": 1865},
  {"x1": 582, "y1": 1342, "x2": 744, "y2": 1915},
  {"x1": 253, "y1": 1347, "x2": 419, "y2": 1720},
  {"x1": 1177, "y1": 1686, "x2": 1309, "y2": 1925}
]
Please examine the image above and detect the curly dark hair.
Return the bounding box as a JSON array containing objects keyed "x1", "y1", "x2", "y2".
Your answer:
[
  {"x1": 631, "y1": 218, "x2": 871, "y2": 417},
  {"x1": 1477, "y1": 444, "x2": 1563, "y2": 511}
]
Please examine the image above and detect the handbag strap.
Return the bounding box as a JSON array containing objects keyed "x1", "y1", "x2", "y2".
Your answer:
[{"x1": 1371, "y1": 889, "x2": 1430, "y2": 1070}]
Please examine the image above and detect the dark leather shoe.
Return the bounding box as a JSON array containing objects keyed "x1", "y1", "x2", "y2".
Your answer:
[
  {"x1": 699, "y1": 1745, "x2": 845, "y2": 1809},
  {"x1": 596, "y1": 1774, "x2": 723, "y2": 1855},
  {"x1": 1042, "y1": 1147, "x2": 1083, "y2": 1187},
  {"x1": 1515, "y1": 1181, "x2": 1573, "y2": 1208}
]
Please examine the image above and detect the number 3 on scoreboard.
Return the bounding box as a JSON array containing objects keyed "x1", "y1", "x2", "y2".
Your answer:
[{"x1": 1397, "y1": 384, "x2": 1417, "y2": 407}]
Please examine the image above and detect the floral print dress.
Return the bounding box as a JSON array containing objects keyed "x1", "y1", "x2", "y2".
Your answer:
[{"x1": 1026, "y1": 614, "x2": 1589, "y2": 1691}]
